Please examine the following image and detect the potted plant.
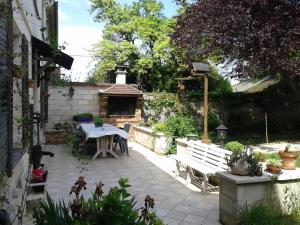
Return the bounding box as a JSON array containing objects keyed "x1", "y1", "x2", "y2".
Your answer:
[
  {"x1": 279, "y1": 144, "x2": 299, "y2": 170},
  {"x1": 266, "y1": 159, "x2": 282, "y2": 174},
  {"x1": 94, "y1": 117, "x2": 104, "y2": 127},
  {"x1": 226, "y1": 146, "x2": 263, "y2": 176}
]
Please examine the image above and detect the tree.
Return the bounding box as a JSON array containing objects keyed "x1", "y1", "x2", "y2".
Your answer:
[
  {"x1": 89, "y1": 0, "x2": 188, "y2": 91},
  {"x1": 172, "y1": 0, "x2": 300, "y2": 79}
]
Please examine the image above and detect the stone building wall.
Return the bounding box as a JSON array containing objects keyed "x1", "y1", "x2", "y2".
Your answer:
[{"x1": 47, "y1": 84, "x2": 105, "y2": 128}]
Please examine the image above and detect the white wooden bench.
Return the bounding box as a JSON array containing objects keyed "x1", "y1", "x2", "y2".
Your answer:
[{"x1": 172, "y1": 140, "x2": 232, "y2": 192}]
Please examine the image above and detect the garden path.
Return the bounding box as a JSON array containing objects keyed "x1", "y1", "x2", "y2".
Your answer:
[{"x1": 24, "y1": 142, "x2": 220, "y2": 225}]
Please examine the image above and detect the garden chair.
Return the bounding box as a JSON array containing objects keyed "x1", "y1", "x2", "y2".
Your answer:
[
  {"x1": 73, "y1": 127, "x2": 83, "y2": 154},
  {"x1": 113, "y1": 123, "x2": 130, "y2": 156}
]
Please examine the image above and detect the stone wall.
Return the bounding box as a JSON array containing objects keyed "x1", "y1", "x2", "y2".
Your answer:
[
  {"x1": 134, "y1": 126, "x2": 170, "y2": 154},
  {"x1": 143, "y1": 79, "x2": 300, "y2": 136},
  {"x1": 48, "y1": 84, "x2": 105, "y2": 127},
  {"x1": 218, "y1": 170, "x2": 300, "y2": 225}
]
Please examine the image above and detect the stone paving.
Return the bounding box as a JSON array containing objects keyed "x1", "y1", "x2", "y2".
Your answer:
[{"x1": 24, "y1": 142, "x2": 220, "y2": 225}]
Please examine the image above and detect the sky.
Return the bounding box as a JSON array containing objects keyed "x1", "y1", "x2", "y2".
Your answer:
[{"x1": 58, "y1": 0, "x2": 178, "y2": 82}]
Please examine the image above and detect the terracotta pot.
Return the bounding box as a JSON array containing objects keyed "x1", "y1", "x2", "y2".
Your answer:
[
  {"x1": 266, "y1": 165, "x2": 282, "y2": 174},
  {"x1": 279, "y1": 151, "x2": 299, "y2": 170}
]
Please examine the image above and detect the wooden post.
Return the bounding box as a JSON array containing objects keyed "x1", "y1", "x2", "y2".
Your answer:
[
  {"x1": 201, "y1": 74, "x2": 211, "y2": 144},
  {"x1": 265, "y1": 112, "x2": 269, "y2": 143}
]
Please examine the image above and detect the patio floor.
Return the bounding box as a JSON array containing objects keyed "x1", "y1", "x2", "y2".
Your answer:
[{"x1": 24, "y1": 142, "x2": 220, "y2": 225}]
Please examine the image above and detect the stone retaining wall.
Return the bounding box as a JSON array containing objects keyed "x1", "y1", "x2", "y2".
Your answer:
[
  {"x1": 44, "y1": 130, "x2": 72, "y2": 145},
  {"x1": 133, "y1": 126, "x2": 170, "y2": 154}
]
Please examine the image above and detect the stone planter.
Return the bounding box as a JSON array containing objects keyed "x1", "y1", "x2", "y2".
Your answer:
[
  {"x1": 230, "y1": 159, "x2": 251, "y2": 176},
  {"x1": 134, "y1": 126, "x2": 170, "y2": 154},
  {"x1": 279, "y1": 151, "x2": 299, "y2": 170},
  {"x1": 217, "y1": 170, "x2": 300, "y2": 225},
  {"x1": 44, "y1": 130, "x2": 72, "y2": 145}
]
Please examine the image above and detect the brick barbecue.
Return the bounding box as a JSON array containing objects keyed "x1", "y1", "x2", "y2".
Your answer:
[{"x1": 98, "y1": 69, "x2": 143, "y2": 138}]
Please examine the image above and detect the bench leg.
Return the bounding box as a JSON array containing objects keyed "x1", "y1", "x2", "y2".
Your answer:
[
  {"x1": 186, "y1": 168, "x2": 192, "y2": 184},
  {"x1": 175, "y1": 160, "x2": 181, "y2": 176},
  {"x1": 201, "y1": 174, "x2": 209, "y2": 193}
]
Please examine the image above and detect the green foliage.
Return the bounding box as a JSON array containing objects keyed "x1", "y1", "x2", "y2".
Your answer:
[
  {"x1": 33, "y1": 193, "x2": 73, "y2": 225},
  {"x1": 266, "y1": 159, "x2": 282, "y2": 167},
  {"x1": 253, "y1": 151, "x2": 267, "y2": 162},
  {"x1": 89, "y1": 0, "x2": 187, "y2": 91},
  {"x1": 33, "y1": 178, "x2": 164, "y2": 225},
  {"x1": 208, "y1": 111, "x2": 221, "y2": 131},
  {"x1": 225, "y1": 141, "x2": 244, "y2": 154},
  {"x1": 153, "y1": 122, "x2": 166, "y2": 133},
  {"x1": 145, "y1": 92, "x2": 181, "y2": 125},
  {"x1": 168, "y1": 144, "x2": 177, "y2": 155},
  {"x1": 240, "y1": 202, "x2": 300, "y2": 225},
  {"x1": 208, "y1": 131, "x2": 217, "y2": 143},
  {"x1": 73, "y1": 113, "x2": 94, "y2": 121},
  {"x1": 226, "y1": 147, "x2": 263, "y2": 176},
  {"x1": 163, "y1": 115, "x2": 197, "y2": 138}
]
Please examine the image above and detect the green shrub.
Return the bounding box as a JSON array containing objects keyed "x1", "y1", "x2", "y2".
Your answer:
[
  {"x1": 164, "y1": 115, "x2": 197, "y2": 138},
  {"x1": 168, "y1": 144, "x2": 177, "y2": 155},
  {"x1": 153, "y1": 122, "x2": 166, "y2": 133},
  {"x1": 33, "y1": 178, "x2": 164, "y2": 225},
  {"x1": 253, "y1": 151, "x2": 268, "y2": 162},
  {"x1": 225, "y1": 141, "x2": 244, "y2": 153},
  {"x1": 73, "y1": 113, "x2": 93, "y2": 121},
  {"x1": 208, "y1": 111, "x2": 221, "y2": 131}
]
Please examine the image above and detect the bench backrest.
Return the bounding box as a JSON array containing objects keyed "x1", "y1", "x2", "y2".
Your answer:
[{"x1": 186, "y1": 141, "x2": 232, "y2": 171}]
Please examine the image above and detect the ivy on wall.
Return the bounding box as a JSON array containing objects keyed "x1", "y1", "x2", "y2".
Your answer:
[{"x1": 143, "y1": 92, "x2": 182, "y2": 125}]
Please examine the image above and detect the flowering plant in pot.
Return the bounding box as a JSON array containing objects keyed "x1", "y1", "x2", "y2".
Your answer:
[
  {"x1": 266, "y1": 159, "x2": 282, "y2": 174},
  {"x1": 279, "y1": 145, "x2": 299, "y2": 170}
]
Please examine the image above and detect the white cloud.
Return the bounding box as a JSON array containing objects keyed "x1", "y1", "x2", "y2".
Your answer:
[{"x1": 59, "y1": 25, "x2": 102, "y2": 81}]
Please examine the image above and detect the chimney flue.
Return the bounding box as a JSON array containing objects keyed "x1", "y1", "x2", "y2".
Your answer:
[{"x1": 115, "y1": 68, "x2": 127, "y2": 84}]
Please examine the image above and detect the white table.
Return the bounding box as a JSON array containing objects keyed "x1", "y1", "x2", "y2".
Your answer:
[{"x1": 80, "y1": 123, "x2": 129, "y2": 160}]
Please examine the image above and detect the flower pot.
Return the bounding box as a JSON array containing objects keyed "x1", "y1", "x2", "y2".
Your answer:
[
  {"x1": 279, "y1": 151, "x2": 299, "y2": 170},
  {"x1": 95, "y1": 123, "x2": 103, "y2": 127},
  {"x1": 266, "y1": 165, "x2": 282, "y2": 174},
  {"x1": 31, "y1": 170, "x2": 48, "y2": 193},
  {"x1": 230, "y1": 159, "x2": 251, "y2": 176}
]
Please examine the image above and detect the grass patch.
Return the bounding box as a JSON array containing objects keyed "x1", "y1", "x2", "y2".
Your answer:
[
  {"x1": 228, "y1": 132, "x2": 300, "y2": 145},
  {"x1": 240, "y1": 203, "x2": 300, "y2": 225}
]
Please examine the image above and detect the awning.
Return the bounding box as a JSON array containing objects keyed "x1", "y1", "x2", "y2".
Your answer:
[{"x1": 31, "y1": 36, "x2": 74, "y2": 70}]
